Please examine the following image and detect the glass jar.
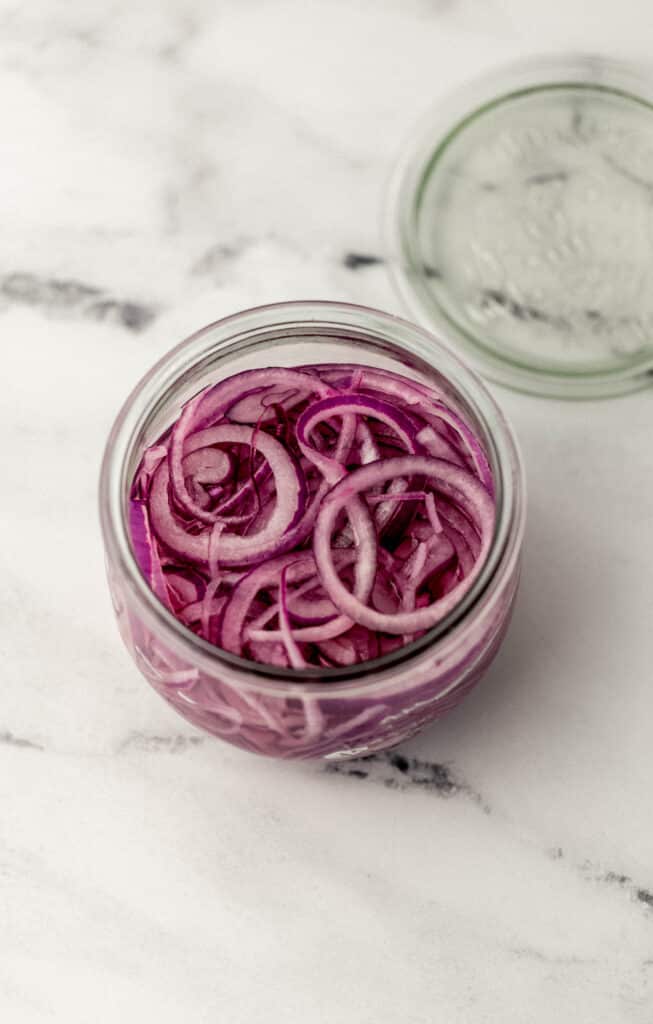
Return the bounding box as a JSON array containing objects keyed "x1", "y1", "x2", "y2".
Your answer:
[{"x1": 99, "y1": 301, "x2": 525, "y2": 760}]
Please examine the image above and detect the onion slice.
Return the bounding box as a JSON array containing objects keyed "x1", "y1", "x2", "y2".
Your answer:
[
  {"x1": 169, "y1": 368, "x2": 333, "y2": 523},
  {"x1": 313, "y1": 455, "x2": 494, "y2": 635},
  {"x1": 149, "y1": 425, "x2": 306, "y2": 567}
]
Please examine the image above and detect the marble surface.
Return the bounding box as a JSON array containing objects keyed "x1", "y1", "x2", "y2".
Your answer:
[{"x1": 2, "y1": 2, "x2": 653, "y2": 1021}]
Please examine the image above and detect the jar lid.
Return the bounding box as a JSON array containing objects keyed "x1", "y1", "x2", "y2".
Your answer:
[{"x1": 386, "y1": 55, "x2": 653, "y2": 398}]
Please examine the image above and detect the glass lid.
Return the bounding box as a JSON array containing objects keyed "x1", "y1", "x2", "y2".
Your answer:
[{"x1": 386, "y1": 55, "x2": 653, "y2": 398}]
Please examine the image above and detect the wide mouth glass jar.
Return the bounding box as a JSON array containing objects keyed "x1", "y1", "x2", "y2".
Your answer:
[
  {"x1": 386, "y1": 54, "x2": 653, "y2": 398},
  {"x1": 99, "y1": 301, "x2": 525, "y2": 760}
]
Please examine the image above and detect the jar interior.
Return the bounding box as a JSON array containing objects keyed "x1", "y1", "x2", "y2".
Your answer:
[{"x1": 110, "y1": 308, "x2": 518, "y2": 683}]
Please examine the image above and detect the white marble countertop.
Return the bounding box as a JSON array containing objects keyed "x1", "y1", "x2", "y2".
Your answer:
[{"x1": 2, "y1": 2, "x2": 653, "y2": 1021}]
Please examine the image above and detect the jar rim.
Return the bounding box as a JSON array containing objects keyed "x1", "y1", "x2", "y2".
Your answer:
[
  {"x1": 99, "y1": 300, "x2": 525, "y2": 691},
  {"x1": 384, "y1": 52, "x2": 653, "y2": 399}
]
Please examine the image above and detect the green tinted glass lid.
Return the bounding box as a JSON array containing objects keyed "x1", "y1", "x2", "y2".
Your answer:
[{"x1": 387, "y1": 55, "x2": 653, "y2": 398}]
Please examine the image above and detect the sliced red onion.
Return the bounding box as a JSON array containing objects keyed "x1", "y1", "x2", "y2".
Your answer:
[
  {"x1": 165, "y1": 570, "x2": 205, "y2": 610},
  {"x1": 437, "y1": 499, "x2": 482, "y2": 559},
  {"x1": 278, "y1": 567, "x2": 307, "y2": 670},
  {"x1": 129, "y1": 502, "x2": 170, "y2": 608},
  {"x1": 129, "y1": 363, "x2": 496, "y2": 669},
  {"x1": 296, "y1": 393, "x2": 418, "y2": 476},
  {"x1": 319, "y1": 363, "x2": 492, "y2": 490},
  {"x1": 182, "y1": 447, "x2": 232, "y2": 488},
  {"x1": 180, "y1": 594, "x2": 226, "y2": 627},
  {"x1": 149, "y1": 424, "x2": 306, "y2": 567},
  {"x1": 313, "y1": 455, "x2": 494, "y2": 635},
  {"x1": 170, "y1": 368, "x2": 333, "y2": 523}
]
